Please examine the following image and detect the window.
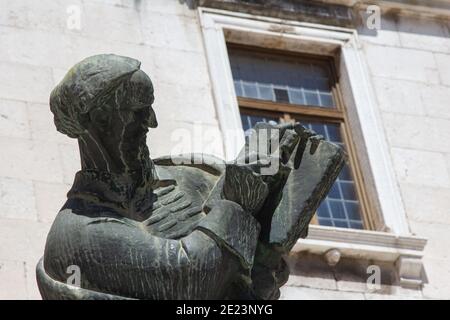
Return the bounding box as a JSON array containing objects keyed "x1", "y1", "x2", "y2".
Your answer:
[{"x1": 228, "y1": 45, "x2": 373, "y2": 230}]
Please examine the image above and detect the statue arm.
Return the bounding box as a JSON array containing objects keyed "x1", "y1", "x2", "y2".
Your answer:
[
  {"x1": 140, "y1": 199, "x2": 260, "y2": 299},
  {"x1": 192, "y1": 199, "x2": 260, "y2": 272}
]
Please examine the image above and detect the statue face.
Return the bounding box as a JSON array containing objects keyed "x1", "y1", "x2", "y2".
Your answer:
[{"x1": 87, "y1": 70, "x2": 157, "y2": 171}]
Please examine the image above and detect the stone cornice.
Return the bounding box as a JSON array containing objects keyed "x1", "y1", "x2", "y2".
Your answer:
[
  {"x1": 292, "y1": 225, "x2": 427, "y2": 289},
  {"x1": 198, "y1": 0, "x2": 356, "y2": 27},
  {"x1": 196, "y1": 0, "x2": 450, "y2": 24},
  {"x1": 317, "y1": 0, "x2": 450, "y2": 18}
]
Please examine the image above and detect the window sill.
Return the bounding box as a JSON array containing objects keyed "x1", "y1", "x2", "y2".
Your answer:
[{"x1": 291, "y1": 225, "x2": 428, "y2": 289}]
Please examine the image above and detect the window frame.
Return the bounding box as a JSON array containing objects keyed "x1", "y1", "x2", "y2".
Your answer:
[
  {"x1": 198, "y1": 6, "x2": 426, "y2": 290},
  {"x1": 198, "y1": 7, "x2": 410, "y2": 235},
  {"x1": 230, "y1": 44, "x2": 375, "y2": 230}
]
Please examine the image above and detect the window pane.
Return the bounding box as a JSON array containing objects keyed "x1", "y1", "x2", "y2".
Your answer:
[
  {"x1": 229, "y1": 48, "x2": 336, "y2": 108},
  {"x1": 288, "y1": 88, "x2": 305, "y2": 105},
  {"x1": 304, "y1": 90, "x2": 320, "y2": 106},
  {"x1": 258, "y1": 84, "x2": 274, "y2": 101},
  {"x1": 274, "y1": 88, "x2": 290, "y2": 103},
  {"x1": 242, "y1": 81, "x2": 258, "y2": 99},
  {"x1": 240, "y1": 113, "x2": 279, "y2": 135}
]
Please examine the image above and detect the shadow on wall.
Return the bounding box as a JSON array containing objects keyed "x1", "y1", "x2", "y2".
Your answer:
[
  {"x1": 357, "y1": 8, "x2": 450, "y2": 39},
  {"x1": 284, "y1": 251, "x2": 429, "y2": 294},
  {"x1": 179, "y1": 0, "x2": 198, "y2": 10}
]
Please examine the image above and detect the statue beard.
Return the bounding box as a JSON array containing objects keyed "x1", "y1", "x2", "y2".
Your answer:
[{"x1": 120, "y1": 133, "x2": 156, "y2": 187}]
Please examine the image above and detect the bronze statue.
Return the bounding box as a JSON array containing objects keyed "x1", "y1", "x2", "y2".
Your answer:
[{"x1": 36, "y1": 54, "x2": 345, "y2": 300}]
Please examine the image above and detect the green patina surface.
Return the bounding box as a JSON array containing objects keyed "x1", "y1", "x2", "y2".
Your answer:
[{"x1": 36, "y1": 54, "x2": 344, "y2": 300}]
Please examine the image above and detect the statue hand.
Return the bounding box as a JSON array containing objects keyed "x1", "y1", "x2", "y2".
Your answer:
[{"x1": 222, "y1": 163, "x2": 269, "y2": 217}]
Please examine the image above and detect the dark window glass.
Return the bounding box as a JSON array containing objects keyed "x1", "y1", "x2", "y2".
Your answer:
[
  {"x1": 229, "y1": 49, "x2": 336, "y2": 108},
  {"x1": 233, "y1": 46, "x2": 365, "y2": 230},
  {"x1": 240, "y1": 113, "x2": 279, "y2": 136}
]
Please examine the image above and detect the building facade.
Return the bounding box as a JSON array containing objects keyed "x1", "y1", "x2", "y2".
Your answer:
[{"x1": 0, "y1": 0, "x2": 449, "y2": 299}]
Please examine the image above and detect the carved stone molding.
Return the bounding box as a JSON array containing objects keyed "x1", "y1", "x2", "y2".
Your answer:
[
  {"x1": 396, "y1": 256, "x2": 425, "y2": 289},
  {"x1": 198, "y1": 0, "x2": 355, "y2": 27},
  {"x1": 292, "y1": 225, "x2": 427, "y2": 288}
]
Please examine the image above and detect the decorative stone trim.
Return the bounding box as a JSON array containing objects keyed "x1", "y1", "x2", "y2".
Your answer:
[
  {"x1": 198, "y1": 0, "x2": 355, "y2": 27},
  {"x1": 291, "y1": 225, "x2": 427, "y2": 288},
  {"x1": 396, "y1": 256, "x2": 425, "y2": 289}
]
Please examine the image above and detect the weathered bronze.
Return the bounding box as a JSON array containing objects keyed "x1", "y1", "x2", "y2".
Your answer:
[{"x1": 36, "y1": 54, "x2": 345, "y2": 300}]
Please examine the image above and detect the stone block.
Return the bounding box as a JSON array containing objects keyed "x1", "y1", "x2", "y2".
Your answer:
[
  {"x1": 390, "y1": 147, "x2": 450, "y2": 188},
  {"x1": 421, "y1": 84, "x2": 450, "y2": 120},
  {"x1": 87, "y1": 0, "x2": 127, "y2": 7},
  {"x1": 147, "y1": 120, "x2": 224, "y2": 160},
  {"x1": 364, "y1": 44, "x2": 439, "y2": 84},
  {"x1": 0, "y1": 98, "x2": 30, "y2": 139},
  {"x1": 447, "y1": 153, "x2": 450, "y2": 180},
  {"x1": 28, "y1": 102, "x2": 68, "y2": 144},
  {"x1": 80, "y1": 2, "x2": 143, "y2": 44},
  {"x1": 284, "y1": 252, "x2": 338, "y2": 290},
  {"x1": 336, "y1": 279, "x2": 369, "y2": 293},
  {"x1": 49, "y1": 40, "x2": 156, "y2": 86},
  {"x1": 279, "y1": 286, "x2": 365, "y2": 300},
  {"x1": 153, "y1": 82, "x2": 217, "y2": 125},
  {"x1": 372, "y1": 77, "x2": 424, "y2": 116},
  {"x1": 58, "y1": 143, "x2": 81, "y2": 185},
  {"x1": 435, "y1": 53, "x2": 450, "y2": 86},
  {"x1": 382, "y1": 113, "x2": 450, "y2": 153},
  {"x1": 400, "y1": 183, "x2": 450, "y2": 225},
  {"x1": 333, "y1": 258, "x2": 397, "y2": 294},
  {"x1": 285, "y1": 275, "x2": 337, "y2": 291},
  {"x1": 421, "y1": 257, "x2": 450, "y2": 299},
  {"x1": 151, "y1": 48, "x2": 211, "y2": 89},
  {"x1": 0, "y1": 61, "x2": 54, "y2": 103},
  {"x1": 0, "y1": 137, "x2": 64, "y2": 183},
  {"x1": 0, "y1": 27, "x2": 60, "y2": 69},
  {"x1": 358, "y1": 15, "x2": 401, "y2": 47},
  {"x1": 0, "y1": 0, "x2": 82, "y2": 31},
  {"x1": 0, "y1": 26, "x2": 156, "y2": 76},
  {"x1": 0, "y1": 176, "x2": 37, "y2": 221},
  {"x1": 0, "y1": 26, "x2": 126, "y2": 71},
  {"x1": 52, "y1": 68, "x2": 69, "y2": 85},
  {"x1": 141, "y1": 0, "x2": 196, "y2": 18},
  {"x1": 0, "y1": 1, "x2": 29, "y2": 28},
  {"x1": 0, "y1": 260, "x2": 28, "y2": 300},
  {"x1": 398, "y1": 16, "x2": 450, "y2": 53},
  {"x1": 0, "y1": 26, "x2": 73, "y2": 71},
  {"x1": 25, "y1": 260, "x2": 41, "y2": 300},
  {"x1": 409, "y1": 221, "x2": 450, "y2": 261},
  {"x1": 142, "y1": 12, "x2": 204, "y2": 53},
  {"x1": 34, "y1": 180, "x2": 70, "y2": 223},
  {"x1": 89, "y1": 0, "x2": 196, "y2": 18},
  {"x1": 0, "y1": 218, "x2": 51, "y2": 267},
  {"x1": 364, "y1": 292, "x2": 424, "y2": 300}
]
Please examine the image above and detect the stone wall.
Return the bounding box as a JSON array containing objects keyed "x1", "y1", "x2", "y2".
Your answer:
[
  {"x1": 280, "y1": 12, "x2": 450, "y2": 300},
  {"x1": 0, "y1": 0, "x2": 221, "y2": 299},
  {"x1": 361, "y1": 14, "x2": 450, "y2": 299},
  {"x1": 0, "y1": 0, "x2": 449, "y2": 299}
]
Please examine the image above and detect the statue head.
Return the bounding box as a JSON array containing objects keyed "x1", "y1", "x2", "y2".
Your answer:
[{"x1": 50, "y1": 54, "x2": 157, "y2": 174}]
